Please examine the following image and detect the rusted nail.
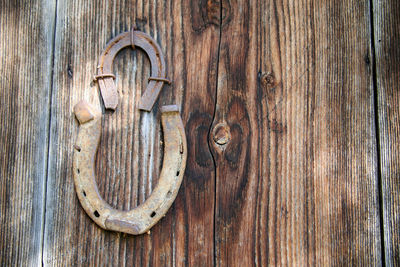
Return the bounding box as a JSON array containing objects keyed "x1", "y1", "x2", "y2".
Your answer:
[
  {"x1": 179, "y1": 142, "x2": 184, "y2": 154},
  {"x1": 93, "y1": 74, "x2": 116, "y2": 82},
  {"x1": 148, "y1": 77, "x2": 172, "y2": 84}
]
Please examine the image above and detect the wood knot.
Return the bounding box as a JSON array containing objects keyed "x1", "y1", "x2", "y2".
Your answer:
[
  {"x1": 212, "y1": 123, "x2": 231, "y2": 145},
  {"x1": 260, "y1": 72, "x2": 276, "y2": 89},
  {"x1": 206, "y1": 0, "x2": 220, "y2": 22}
]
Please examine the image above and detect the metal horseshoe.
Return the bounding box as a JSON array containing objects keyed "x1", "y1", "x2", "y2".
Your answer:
[{"x1": 72, "y1": 29, "x2": 187, "y2": 235}]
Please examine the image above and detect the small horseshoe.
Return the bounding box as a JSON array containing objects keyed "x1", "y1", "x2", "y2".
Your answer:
[
  {"x1": 95, "y1": 29, "x2": 169, "y2": 111},
  {"x1": 72, "y1": 30, "x2": 187, "y2": 235}
]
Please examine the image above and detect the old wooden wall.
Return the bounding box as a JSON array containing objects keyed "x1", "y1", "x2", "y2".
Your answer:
[{"x1": 0, "y1": 0, "x2": 399, "y2": 266}]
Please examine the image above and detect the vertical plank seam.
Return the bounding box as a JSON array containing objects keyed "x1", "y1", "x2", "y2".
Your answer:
[
  {"x1": 208, "y1": 1, "x2": 223, "y2": 266},
  {"x1": 368, "y1": 0, "x2": 386, "y2": 265},
  {"x1": 40, "y1": 0, "x2": 58, "y2": 266}
]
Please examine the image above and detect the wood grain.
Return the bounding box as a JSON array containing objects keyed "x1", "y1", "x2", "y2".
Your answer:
[
  {"x1": 0, "y1": 0, "x2": 56, "y2": 266},
  {"x1": 43, "y1": 0, "x2": 219, "y2": 265},
  {"x1": 211, "y1": 0, "x2": 382, "y2": 265},
  {"x1": 3, "y1": 0, "x2": 400, "y2": 265},
  {"x1": 373, "y1": 0, "x2": 400, "y2": 265}
]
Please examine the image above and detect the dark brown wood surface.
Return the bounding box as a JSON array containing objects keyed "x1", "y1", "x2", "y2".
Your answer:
[
  {"x1": 373, "y1": 0, "x2": 400, "y2": 265},
  {"x1": 212, "y1": 0, "x2": 381, "y2": 265},
  {"x1": 0, "y1": 0, "x2": 399, "y2": 266}
]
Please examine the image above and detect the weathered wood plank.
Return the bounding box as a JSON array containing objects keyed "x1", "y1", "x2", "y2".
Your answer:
[
  {"x1": 0, "y1": 0, "x2": 56, "y2": 266},
  {"x1": 373, "y1": 0, "x2": 400, "y2": 265},
  {"x1": 211, "y1": 0, "x2": 381, "y2": 265},
  {"x1": 43, "y1": 0, "x2": 219, "y2": 265}
]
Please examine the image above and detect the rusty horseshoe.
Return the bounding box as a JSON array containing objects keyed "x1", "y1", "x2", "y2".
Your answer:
[{"x1": 72, "y1": 29, "x2": 187, "y2": 235}]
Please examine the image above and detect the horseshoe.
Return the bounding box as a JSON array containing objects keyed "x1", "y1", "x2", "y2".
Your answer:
[{"x1": 72, "y1": 30, "x2": 187, "y2": 235}]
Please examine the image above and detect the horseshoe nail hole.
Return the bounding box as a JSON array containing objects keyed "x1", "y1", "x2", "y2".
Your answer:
[
  {"x1": 77, "y1": 169, "x2": 80, "y2": 174},
  {"x1": 74, "y1": 145, "x2": 81, "y2": 152},
  {"x1": 150, "y1": 211, "x2": 156, "y2": 217},
  {"x1": 176, "y1": 171, "x2": 180, "y2": 176},
  {"x1": 82, "y1": 190, "x2": 86, "y2": 197},
  {"x1": 167, "y1": 191, "x2": 172, "y2": 197},
  {"x1": 94, "y1": 210, "x2": 100, "y2": 217}
]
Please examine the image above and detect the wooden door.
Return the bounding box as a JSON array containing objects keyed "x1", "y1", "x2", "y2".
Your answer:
[{"x1": 1, "y1": 0, "x2": 399, "y2": 266}]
